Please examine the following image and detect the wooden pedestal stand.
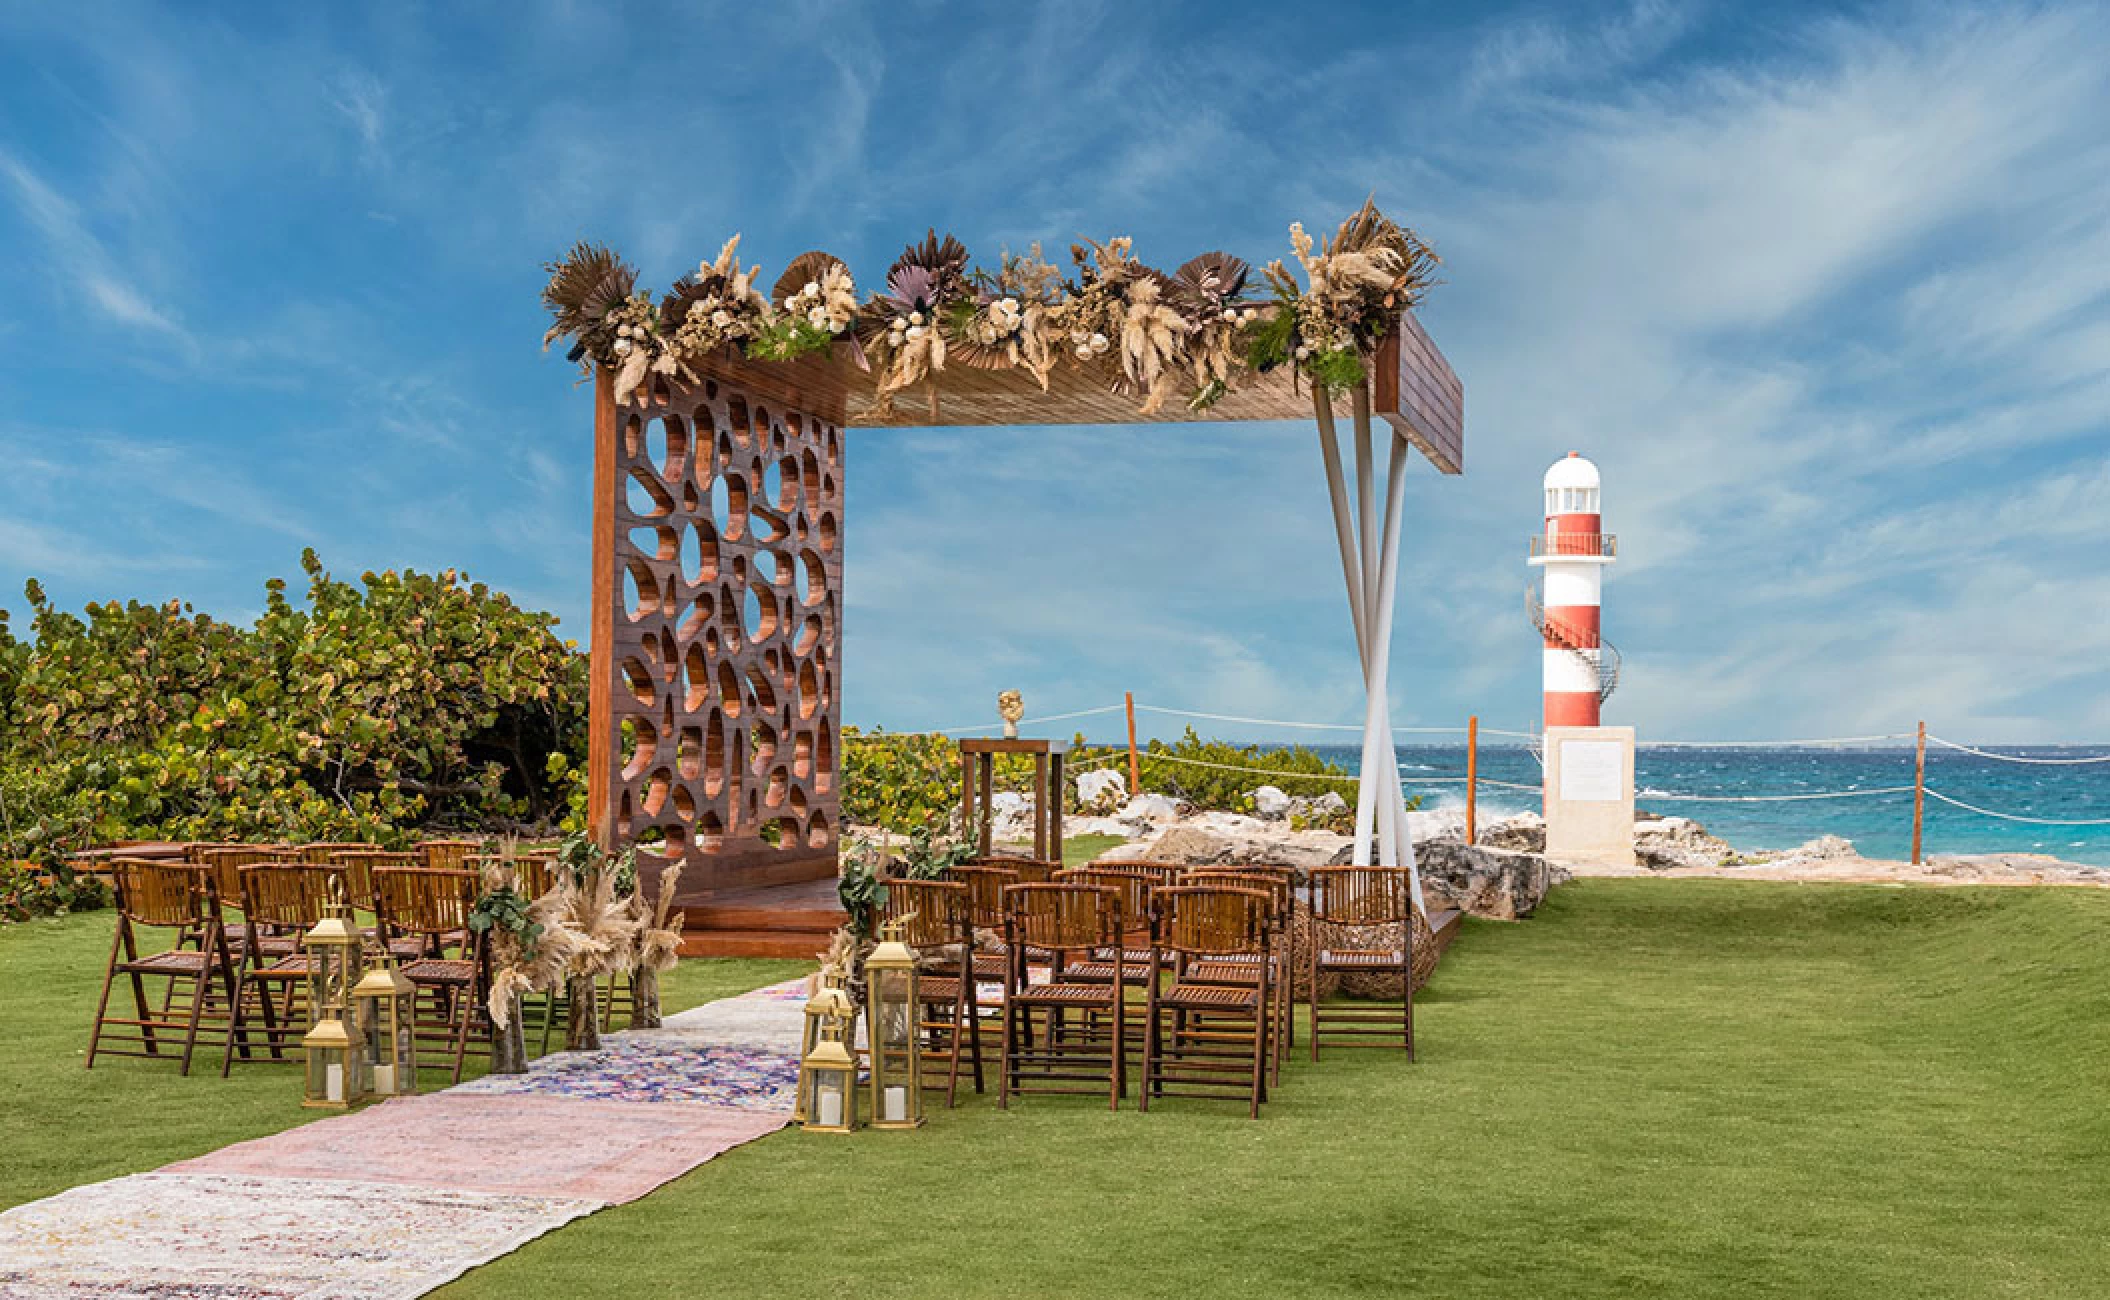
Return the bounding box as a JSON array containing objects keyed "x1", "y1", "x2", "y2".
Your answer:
[{"x1": 959, "y1": 739, "x2": 1068, "y2": 861}]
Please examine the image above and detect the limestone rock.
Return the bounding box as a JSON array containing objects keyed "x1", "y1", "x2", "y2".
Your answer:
[
  {"x1": 1074, "y1": 768, "x2": 1127, "y2": 812},
  {"x1": 1633, "y1": 814, "x2": 1739, "y2": 870},
  {"x1": 1414, "y1": 840, "x2": 1554, "y2": 920},
  {"x1": 1117, "y1": 793, "x2": 1184, "y2": 823},
  {"x1": 1098, "y1": 821, "x2": 1350, "y2": 871},
  {"x1": 986, "y1": 791, "x2": 1034, "y2": 842},
  {"x1": 1477, "y1": 811, "x2": 1546, "y2": 853},
  {"x1": 1250, "y1": 785, "x2": 1292, "y2": 819}
]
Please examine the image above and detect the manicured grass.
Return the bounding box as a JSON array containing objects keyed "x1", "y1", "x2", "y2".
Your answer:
[
  {"x1": 0, "y1": 914, "x2": 804, "y2": 1211},
  {"x1": 9, "y1": 880, "x2": 2110, "y2": 1296}
]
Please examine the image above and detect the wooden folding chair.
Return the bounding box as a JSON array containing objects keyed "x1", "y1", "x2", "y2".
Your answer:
[
  {"x1": 222, "y1": 862, "x2": 343, "y2": 1073},
  {"x1": 331, "y1": 849, "x2": 425, "y2": 959},
  {"x1": 971, "y1": 855, "x2": 1060, "y2": 884},
  {"x1": 1182, "y1": 868, "x2": 1296, "y2": 1084},
  {"x1": 87, "y1": 860, "x2": 244, "y2": 1076},
  {"x1": 372, "y1": 866, "x2": 486, "y2": 1084},
  {"x1": 947, "y1": 862, "x2": 1019, "y2": 983},
  {"x1": 879, "y1": 877, "x2": 984, "y2": 1104},
  {"x1": 1141, "y1": 884, "x2": 1275, "y2": 1118},
  {"x1": 998, "y1": 882, "x2": 1127, "y2": 1110},
  {"x1": 1306, "y1": 866, "x2": 1415, "y2": 1062},
  {"x1": 194, "y1": 846, "x2": 292, "y2": 960}
]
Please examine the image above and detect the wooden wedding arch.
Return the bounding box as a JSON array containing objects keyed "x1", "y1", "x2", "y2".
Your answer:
[{"x1": 577, "y1": 257, "x2": 1463, "y2": 925}]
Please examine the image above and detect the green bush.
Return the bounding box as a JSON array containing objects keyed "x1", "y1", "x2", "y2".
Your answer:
[
  {"x1": 0, "y1": 860, "x2": 110, "y2": 921},
  {"x1": 0, "y1": 551, "x2": 587, "y2": 883},
  {"x1": 1068, "y1": 727, "x2": 1395, "y2": 831}
]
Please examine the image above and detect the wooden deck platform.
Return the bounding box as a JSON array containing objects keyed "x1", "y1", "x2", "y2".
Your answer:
[{"x1": 678, "y1": 876, "x2": 848, "y2": 960}]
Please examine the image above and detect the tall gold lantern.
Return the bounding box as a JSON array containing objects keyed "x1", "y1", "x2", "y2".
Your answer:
[
  {"x1": 351, "y1": 962, "x2": 419, "y2": 1097},
  {"x1": 798, "y1": 998, "x2": 859, "y2": 1133},
  {"x1": 303, "y1": 903, "x2": 366, "y2": 1021},
  {"x1": 865, "y1": 917, "x2": 924, "y2": 1130},
  {"x1": 795, "y1": 979, "x2": 853, "y2": 1123},
  {"x1": 302, "y1": 1013, "x2": 370, "y2": 1109}
]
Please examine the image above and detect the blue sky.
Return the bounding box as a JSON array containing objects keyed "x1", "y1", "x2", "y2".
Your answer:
[{"x1": 2, "y1": 1, "x2": 2106, "y2": 745}]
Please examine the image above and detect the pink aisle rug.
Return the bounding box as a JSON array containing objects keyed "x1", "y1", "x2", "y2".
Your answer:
[
  {"x1": 0, "y1": 1172, "x2": 597, "y2": 1300},
  {"x1": 166, "y1": 1092, "x2": 787, "y2": 1205}
]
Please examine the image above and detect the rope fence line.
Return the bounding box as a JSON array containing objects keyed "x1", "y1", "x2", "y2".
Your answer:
[
  {"x1": 1922, "y1": 789, "x2": 2110, "y2": 827},
  {"x1": 1926, "y1": 737, "x2": 2110, "y2": 765},
  {"x1": 1634, "y1": 786, "x2": 1918, "y2": 804}
]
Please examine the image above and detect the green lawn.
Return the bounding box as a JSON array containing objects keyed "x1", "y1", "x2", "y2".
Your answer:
[{"x1": 8, "y1": 879, "x2": 2110, "y2": 1296}]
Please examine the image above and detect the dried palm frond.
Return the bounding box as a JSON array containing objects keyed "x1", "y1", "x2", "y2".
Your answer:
[
  {"x1": 541, "y1": 242, "x2": 637, "y2": 355},
  {"x1": 1168, "y1": 251, "x2": 1252, "y2": 321},
  {"x1": 887, "y1": 230, "x2": 970, "y2": 303},
  {"x1": 1117, "y1": 275, "x2": 1190, "y2": 413},
  {"x1": 635, "y1": 860, "x2": 686, "y2": 974}
]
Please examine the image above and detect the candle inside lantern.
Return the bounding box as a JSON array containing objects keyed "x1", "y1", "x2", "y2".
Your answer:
[
  {"x1": 884, "y1": 1086, "x2": 907, "y2": 1123},
  {"x1": 325, "y1": 1063, "x2": 344, "y2": 1103},
  {"x1": 818, "y1": 1090, "x2": 843, "y2": 1128},
  {"x1": 373, "y1": 1064, "x2": 395, "y2": 1095}
]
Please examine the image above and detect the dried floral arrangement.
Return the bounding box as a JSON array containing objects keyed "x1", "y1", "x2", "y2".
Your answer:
[{"x1": 541, "y1": 200, "x2": 1436, "y2": 411}]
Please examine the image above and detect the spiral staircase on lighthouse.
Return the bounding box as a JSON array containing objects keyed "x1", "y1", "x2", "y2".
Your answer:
[{"x1": 1526, "y1": 585, "x2": 1621, "y2": 706}]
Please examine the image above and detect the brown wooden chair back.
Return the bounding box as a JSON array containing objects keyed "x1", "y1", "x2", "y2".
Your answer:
[
  {"x1": 417, "y1": 839, "x2": 482, "y2": 870},
  {"x1": 1308, "y1": 866, "x2": 1410, "y2": 926},
  {"x1": 330, "y1": 849, "x2": 416, "y2": 911},
  {"x1": 372, "y1": 866, "x2": 477, "y2": 939},
  {"x1": 973, "y1": 856, "x2": 1059, "y2": 885},
  {"x1": 112, "y1": 859, "x2": 215, "y2": 929},
  {"x1": 878, "y1": 877, "x2": 972, "y2": 951},
  {"x1": 182, "y1": 842, "x2": 245, "y2": 867},
  {"x1": 195, "y1": 847, "x2": 289, "y2": 912},
  {"x1": 1153, "y1": 885, "x2": 1273, "y2": 958},
  {"x1": 1185, "y1": 868, "x2": 1293, "y2": 923},
  {"x1": 1055, "y1": 866, "x2": 1156, "y2": 935},
  {"x1": 1003, "y1": 883, "x2": 1121, "y2": 958},
  {"x1": 1104, "y1": 861, "x2": 1189, "y2": 890},
  {"x1": 946, "y1": 864, "x2": 1019, "y2": 929},
  {"x1": 289, "y1": 842, "x2": 371, "y2": 867},
  {"x1": 239, "y1": 863, "x2": 343, "y2": 933}
]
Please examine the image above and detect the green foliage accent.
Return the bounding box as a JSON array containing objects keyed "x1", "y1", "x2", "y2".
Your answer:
[
  {"x1": 745, "y1": 316, "x2": 837, "y2": 362},
  {"x1": 553, "y1": 828, "x2": 636, "y2": 895},
  {"x1": 840, "y1": 727, "x2": 961, "y2": 835},
  {"x1": 1304, "y1": 346, "x2": 1367, "y2": 395},
  {"x1": 1066, "y1": 727, "x2": 1408, "y2": 827},
  {"x1": 0, "y1": 860, "x2": 110, "y2": 922},
  {"x1": 0, "y1": 551, "x2": 587, "y2": 873},
  {"x1": 467, "y1": 882, "x2": 542, "y2": 958},
  {"x1": 1243, "y1": 294, "x2": 1298, "y2": 372}
]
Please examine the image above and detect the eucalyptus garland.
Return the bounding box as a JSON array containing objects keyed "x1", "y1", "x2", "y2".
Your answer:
[{"x1": 541, "y1": 199, "x2": 1437, "y2": 409}]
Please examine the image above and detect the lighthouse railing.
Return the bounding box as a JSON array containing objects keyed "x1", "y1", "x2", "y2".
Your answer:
[{"x1": 1528, "y1": 532, "x2": 1618, "y2": 558}]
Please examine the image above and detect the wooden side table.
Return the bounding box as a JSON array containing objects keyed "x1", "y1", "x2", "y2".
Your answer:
[{"x1": 958, "y1": 738, "x2": 1069, "y2": 861}]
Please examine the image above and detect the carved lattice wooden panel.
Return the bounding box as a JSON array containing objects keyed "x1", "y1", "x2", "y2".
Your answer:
[{"x1": 599, "y1": 374, "x2": 843, "y2": 897}]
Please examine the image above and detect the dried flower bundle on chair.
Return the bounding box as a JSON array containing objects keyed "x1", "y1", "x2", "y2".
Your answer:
[{"x1": 539, "y1": 201, "x2": 1437, "y2": 412}]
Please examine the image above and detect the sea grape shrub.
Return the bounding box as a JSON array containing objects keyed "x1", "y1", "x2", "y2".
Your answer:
[{"x1": 0, "y1": 551, "x2": 586, "y2": 889}]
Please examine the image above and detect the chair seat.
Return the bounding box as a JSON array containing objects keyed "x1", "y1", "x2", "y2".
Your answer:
[
  {"x1": 119, "y1": 950, "x2": 225, "y2": 976},
  {"x1": 1092, "y1": 947, "x2": 1154, "y2": 964},
  {"x1": 400, "y1": 957, "x2": 476, "y2": 985},
  {"x1": 1011, "y1": 981, "x2": 1119, "y2": 1007},
  {"x1": 251, "y1": 935, "x2": 303, "y2": 959},
  {"x1": 1185, "y1": 960, "x2": 1269, "y2": 984},
  {"x1": 1057, "y1": 961, "x2": 1152, "y2": 985},
  {"x1": 1160, "y1": 983, "x2": 1264, "y2": 1011},
  {"x1": 1318, "y1": 949, "x2": 1406, "y2": 969},
  {"x1": 917, "y1": 976, "x2": 967, "y2": 1003},
  {"x1": 970, "y1": 953, "x2": 1010, "y2": 980}
]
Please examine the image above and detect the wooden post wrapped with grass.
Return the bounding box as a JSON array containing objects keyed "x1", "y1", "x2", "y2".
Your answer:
[{"x1": 629, "y1": 862, "x2": 685, "y2": 1030}]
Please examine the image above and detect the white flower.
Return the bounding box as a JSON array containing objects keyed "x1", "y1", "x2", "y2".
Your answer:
[
  {"x1": 909, "y1": 311, "x2": 924, "y2": 326},
  {"x1": 906, "y1": 324, "x2": 927, "y2": 340},
  {"x1": 711, "y1": 310, "x2": 733, "y2": 328},
  {"x1": 613, "y1": 338, "x2": 633, "y2": 355},
  {"x1": 1074, "y1": 344, "x2": 1092, "y2": 359},
  {"x1": 808, "y1": 308, "x2": 829, "y2": 328},
  {"x1": 1070, "y1": 329, "x2": 1088, "y2": 343},
  {"x1": 1294, "y1": 344, "x2": 1311, "y2": 360},
  {"x1": 1088, "y1": 332, "x2": 1108, "y2": 353},
  {"x1": 804, "y1": 280, "x2": 819, "y2": 296},
  {"x1": 1241, "y1": 308, "x2": 1258, "y2": 324},
  {"x1": 1221, "y1": 309, "x2": 1237, "y2": 323}
]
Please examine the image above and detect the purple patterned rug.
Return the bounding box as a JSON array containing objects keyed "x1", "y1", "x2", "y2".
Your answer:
[{"x1": 447, "y1": 1037, "x2": 800, "y2": 1109}]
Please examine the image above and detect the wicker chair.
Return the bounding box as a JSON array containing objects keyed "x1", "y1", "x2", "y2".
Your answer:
[
  {"x1": 998, "y1": 882, "x2": 1128, "y2": 1110},
  {"x1": 417, "y1": 839, "x2": 484, "y2": 871},
  {"x1": 222, "y1": 863, "x2": 344, "y2": 1073},
  {"x1": 1140, "y1": 884, "x2": 1275, "y2": 1118},
  {"x1": 87, "y1": 860, "x2": 243, "y2": 1076},
  {"x1": 372, "y1": 866, "x2": 486, "y2": 1083},
  {"x1": 1305, "y1": 866, "x2": 1415, "y2": 1062},
  {"x1": 878, "y1": 877, "x2": 984, "y2": 1105}
]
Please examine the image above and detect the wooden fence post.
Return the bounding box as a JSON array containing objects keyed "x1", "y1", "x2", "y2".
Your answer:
[
  {"x1": 1466, "y1": 715, "x2": 1479, "y2": 846},
  {"x1": 1125, "y1": 692, "x2": 1140, "y2": 796},
  {"x1": 1912, "y1": 720, "x2": 1927, "y2": 865}
]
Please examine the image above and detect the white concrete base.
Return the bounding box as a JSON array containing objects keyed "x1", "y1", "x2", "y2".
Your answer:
[{"x1": 1543, "y1": 725, "x2": 1636, "y2": 868}]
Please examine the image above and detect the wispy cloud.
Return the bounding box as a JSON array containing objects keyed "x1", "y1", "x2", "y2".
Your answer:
[{"x1": 0, "y1": 149, "x2": 192, "y2": 345}]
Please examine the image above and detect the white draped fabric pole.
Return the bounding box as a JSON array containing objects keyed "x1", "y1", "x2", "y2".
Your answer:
[{"x1": 1313, "y1": 384, "x2": 1425, "y2": 914}]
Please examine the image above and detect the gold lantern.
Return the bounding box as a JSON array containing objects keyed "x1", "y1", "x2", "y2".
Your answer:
[
  {"x1": 795, "y1": 979, "x2": 853, "y2": 1123},
  {"x1": 302, "y1": 1014, "x2": 369, "y2": 1109},
  {"x1": 303, "y1": 903, "x2": 366, "y2": 1021},
  {"x1": 865, "y1": 917, "x2": 924, "y2": 1130},
  {"x1": 351, "y1": 962, "x2": 419, "y2": 1097},
  {"x1": 798, "y1": 999, "x2": 859, "y2": 1133}
]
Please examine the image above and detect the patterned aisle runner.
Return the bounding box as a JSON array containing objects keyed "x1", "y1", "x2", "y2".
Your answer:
[{"x1": 0, "y1": 978, "x2": 811, "y2": 1300}]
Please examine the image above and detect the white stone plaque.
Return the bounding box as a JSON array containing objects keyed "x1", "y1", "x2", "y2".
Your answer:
[{"x1": 1559, "y1": 739, "x2": 1624, "y2": 803}]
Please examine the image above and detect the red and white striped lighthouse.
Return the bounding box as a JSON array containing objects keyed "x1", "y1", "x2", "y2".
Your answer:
[{"x1": 1528, "y1": 452, "x2": 1618, "y2": 728}]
